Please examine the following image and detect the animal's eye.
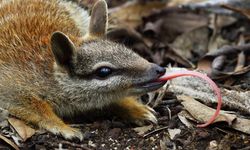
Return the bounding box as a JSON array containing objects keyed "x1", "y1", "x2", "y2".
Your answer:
[{"x1": 95, "y1": 67, "x2": 113, "y2": 79}]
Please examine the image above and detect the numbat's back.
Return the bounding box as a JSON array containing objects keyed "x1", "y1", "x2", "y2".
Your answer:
[{"x1": 0, "y1": 0, "x2": 166, "y2": 140}]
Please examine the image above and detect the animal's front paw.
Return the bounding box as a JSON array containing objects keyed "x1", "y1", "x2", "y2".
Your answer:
[
  {"x1": 115, "y1": 97, "x2": 158, "y2": 126},
  {"x1": 129, "y1": 104, "x2": 157, "y2": 126},
  {"x1": 46, "y1": 125, "x2": 83, "y2": 141},
  {"x1": 59, "y1": 126, "x2": 83, "y2": 141}
]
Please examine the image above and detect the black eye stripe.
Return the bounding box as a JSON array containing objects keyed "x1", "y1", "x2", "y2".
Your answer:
[{"x1": 73, "y1": 68, "x2": 125, "y2": 80}]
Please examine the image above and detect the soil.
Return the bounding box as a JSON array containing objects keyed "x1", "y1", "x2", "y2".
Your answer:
[{"x1": 1, "y1": 99, "x2": 250, "y2": 150}]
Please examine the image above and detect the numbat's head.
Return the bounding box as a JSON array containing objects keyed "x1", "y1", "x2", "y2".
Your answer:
[{"x1": 51, "y1": 0, "x2": 166, "y2": 105}]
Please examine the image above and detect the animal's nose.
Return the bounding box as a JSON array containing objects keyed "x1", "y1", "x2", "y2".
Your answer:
[{"x1": 155, "y1": 65, "x2": 166, "y2": 76}]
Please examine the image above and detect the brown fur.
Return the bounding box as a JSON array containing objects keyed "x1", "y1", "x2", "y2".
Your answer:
[
  {"x1": 0, "y1": 0, "x2": 82, "y2": 68},
  {"x1": 0, "y1": 0, "x2": 165, "y2": 140}
]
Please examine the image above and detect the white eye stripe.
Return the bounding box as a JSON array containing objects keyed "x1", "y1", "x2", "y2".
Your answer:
[{"x1": 92, "y1": 62, "x2": 117, "y2": 71}]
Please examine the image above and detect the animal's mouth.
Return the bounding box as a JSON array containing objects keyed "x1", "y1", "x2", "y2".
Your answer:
[{"x1": 135, "y1": 79, "x2": 167, "y2": 93}]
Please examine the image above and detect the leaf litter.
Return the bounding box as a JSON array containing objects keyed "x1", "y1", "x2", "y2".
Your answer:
[{"x1": 0, "y1": 0, "x2": 250, "y2": 149}]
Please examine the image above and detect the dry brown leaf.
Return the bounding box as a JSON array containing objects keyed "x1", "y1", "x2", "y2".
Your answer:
[
  {"x1": 163, "y1": 46, "x2": 195, "y2": 68},
  {"x1": 177, "y1": 95, "x2": 236, "y2": 125},
  {"x1": 168, "y1": 0, "x2": 205, "y2": 7},
  {"x1": 0, "y1": 134, "x2": 19, "y2": 150},
  {"x1": 235, "y1": 51, "x2": 246, "y2": 72},
  {"x1": 211, "y1": 55, "x2": 227, "y2": 71},
  {"x1": 171, "y1": 26, "x2": 210, "y2": 60},
  {"x1": 197, "y1": 57, "x2": 213, "y2": 76},
  {"x1": 209, "y1": 15, "x2": 237, "y2": 30},
  {"x1": 179, "y1": 0, "x2": 250, "y2": 11},
  {"x1": 208, "y1": 35, "x2": 229, "y2": 54},
  {"x1": 178, "y1": 111, "x2": 194, "y2": 128},
  {"x1": 109, "y1": 1, "x2": 166, "y2": 28},
  {"x1": 213, "y1": 66, "x2": 250, "y2": 78},
  {"x1": 144, "y1": 10, "x2": 209, "y2": 43},
  {"x1": 168, "y1": 128, "x2": 181, "y2": 140},
  {"x1": 8, "y1": 118, "x2": 36, "y2": 141},
  {"x1": 206, "y1": 42, "x2": 250, "y2": 76},
  {"x1": 206, "y1": 44, "x2": 250, "y2": 57},
  {"x1": 177, "y1": 96, "x2": 250, "y2": 134},
  {"x1": 133, "y1": 125, "x2": 153, "y2": 136},
  {"x1": 232, "y1": 117, "x2": 250, "y2": 134},
  {"x1": 222, "y1": 4, "x2": 250, "y2": 20},
  {"x1": 197, "y1": 13, "x2": 249, "y2": 77}
]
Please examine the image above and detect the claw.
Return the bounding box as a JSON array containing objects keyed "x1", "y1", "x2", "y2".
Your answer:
[
  {"x1": 133, "y1": 105, "x2": 158, "y2": 125},
  {"x1": 60, "y1": 127, "x2": 83, "y2": 141},
  {"x1": 47, "y1": 125, "x2": 83, "y2": 141},
  {"x1": 143, "y1": 106, "x2": 158, "y2": 124},
  {"x1": 143, "y1": 110, "x2": 158, "y2": 124},
  {"x1": 146, "y1": 105, "x2": 157, "y2": 115}
]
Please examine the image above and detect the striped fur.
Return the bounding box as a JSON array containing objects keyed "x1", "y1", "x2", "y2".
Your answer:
[{"x1": 0, "y1": 0, "x2": 159, "y2": 140}]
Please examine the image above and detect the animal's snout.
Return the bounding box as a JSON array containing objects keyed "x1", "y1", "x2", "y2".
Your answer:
[
  {"x1": 156, "y1": 65, "x2": 166, "y2": 76},
  {"x1": 150, "y1": 64, "x2": 166, "y2": 78}
]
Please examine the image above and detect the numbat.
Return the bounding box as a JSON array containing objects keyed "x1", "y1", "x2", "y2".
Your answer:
[{"x1": 0, "y1": 0, "x2": 166, "y2": 140}]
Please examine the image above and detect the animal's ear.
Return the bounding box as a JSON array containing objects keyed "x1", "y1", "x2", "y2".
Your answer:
[
  {"x1": 88, "y1": 0, "x2": 108, "y2": 38},
  {"x1": 51, "y1": 31, "x2": 75, "y2": 70}
]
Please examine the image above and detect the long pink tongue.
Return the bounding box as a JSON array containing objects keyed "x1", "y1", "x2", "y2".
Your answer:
[{"x1": 157, "y1": 70, "x2": 222, "y2": 127}]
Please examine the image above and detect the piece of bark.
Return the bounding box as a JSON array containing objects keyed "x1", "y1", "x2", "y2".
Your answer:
[
  {"x1": 166, "y1": 67, "x2": 250, "y2": 115},
  {"x1": 177, "y1": 95, "x2": 236, "y2": 125}
]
